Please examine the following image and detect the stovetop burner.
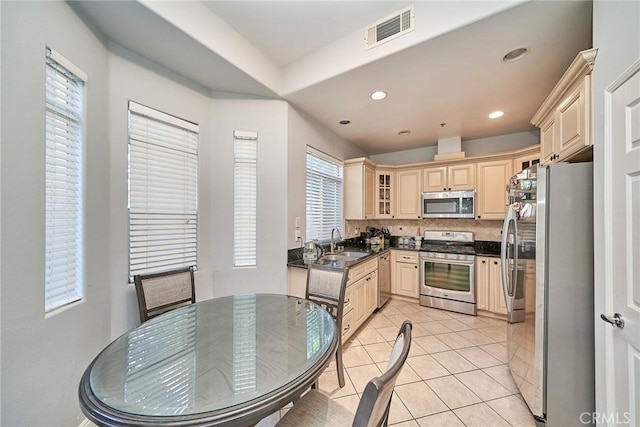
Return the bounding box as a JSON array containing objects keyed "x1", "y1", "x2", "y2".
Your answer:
[
  {"x1": 421, "y1": 230, "x2": 476, "y2": 255},
  {"x1": 421, "y1": 243, "x2": 476, "y2": 255}
]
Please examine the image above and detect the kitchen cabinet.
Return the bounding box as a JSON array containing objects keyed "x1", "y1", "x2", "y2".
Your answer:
[
  {"x1": 343, "y1": 257, "x2": 378, "y2": 341},
  {"x1": 531, "y1": 48, "x2": 596, "y2": 164},
  {"x1": 344, "y1": 158, "x2": 375, "y2": 220},
  {"x1": 513, "y1": 147, "x2": 541, "y2": 173},
  {"x1": 476, "y1": 159, "x2": 512, "y2": 220},
  {"x1": 476, "y1": 256, "x2": 507, "y2": 315},
  {"x1": 395, "y1": 168, "x2": 422, "y2": 219},
  {"x1": 375, "y1": 170, "x2": 394, "y2": 218},
  {"x1": 423, "y1": 164, "x2": 475, "y2": 192},
  {"x1": 391, "y1": 250, "x2": 419, "y2": 299}
]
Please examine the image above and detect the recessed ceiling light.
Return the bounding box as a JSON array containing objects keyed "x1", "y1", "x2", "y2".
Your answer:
[
  {"x1": 371, "y1": 91, "x2": 387, "y2": 101},
  {"x1": 398, "y1": 130, "x2": 411, "y2": 136},
  {"x1": 489, "y1": 111, "x2": 504, "y2": 119},
  {"x1": 502, "y1": 47, "x2": 528, "y2": 63},
  {"x1": 339, "y1": 120, "x2": 351, "y2": 125}
]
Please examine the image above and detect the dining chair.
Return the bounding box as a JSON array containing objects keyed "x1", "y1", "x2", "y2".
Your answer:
[
  {"x1": 133, "y1": 266, "x2": 195, "y2": 323},
  {"x1": 305, "y1": 263, "x2": 349, "y2": 388},
  {"x1": 276, "y1": 320, "x2": 412, "y2": 427}
]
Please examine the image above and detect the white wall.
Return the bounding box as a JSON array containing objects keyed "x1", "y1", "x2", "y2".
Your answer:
[
  {"x1": 370, "y1": 130, "x2": 539, "y2": 165},
  {"x1": 1, "y1": 2, "x2": 111, "y2": 425},
  {"x1": 287, "y1": 106, "x2": 366, "y2": 248},
  {"x1": 107, "y1": 44, "x2": 217, "y2": 335},
  {"x1": 592, "y1": 0, "x2": 640, "y2": 417}
]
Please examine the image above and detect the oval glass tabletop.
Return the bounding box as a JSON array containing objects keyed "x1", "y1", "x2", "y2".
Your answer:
[{"x1": 80, "y1": 294, "x2": 337, "y2": 425}]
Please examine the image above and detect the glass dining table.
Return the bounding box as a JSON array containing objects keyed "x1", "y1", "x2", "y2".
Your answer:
[{"x1": 79, "y1": 293, "x2": 338, "y2": 426}]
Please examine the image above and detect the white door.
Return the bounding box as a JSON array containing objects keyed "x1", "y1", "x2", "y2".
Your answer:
[{"x1": 600, "y1": 60, "x2": 640, "y2": 426}]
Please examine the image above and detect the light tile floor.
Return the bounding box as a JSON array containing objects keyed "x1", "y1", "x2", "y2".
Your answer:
[{"x1": 272, "y1": 298, "x2": 538, "y2": 427}]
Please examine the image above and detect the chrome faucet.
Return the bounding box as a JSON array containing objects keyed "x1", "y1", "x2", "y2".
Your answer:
[{"x1": 330, "y1": 227, "x2": 342, "y2": 253}]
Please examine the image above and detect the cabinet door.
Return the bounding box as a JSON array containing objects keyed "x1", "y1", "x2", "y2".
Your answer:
[
  {"x1": 448, "y1": 164, "x2": 476, "y2": 190},
  {"x1": 396, "y1": 262, "x2": 419, "y2": 298},
  {"x1": 476, "y1": 257, "x2": 490, "y2": 311},
  {"x1": 354, "y1": 278, "x2": 367, "y2": 327},
  {"x1": 342, "y1": 309, "x2": 354, "y2": 342},
  {"x1": 396, "y1": 169, "x2": 422, "y2": 219},
  {"x1": 476, "y1": 160, "x2": 513, "y2": 220},
  {"x1": 366, "y1": 271, "x2": 378, "y2": 314},
  {"x1": 375, "y1": 170, "x2": 394, "y2": 218},
  {"x1": 514, "y1": 152, "x2": 541, "y2": 173},
  {"x1": 490, "y1": 258, "x2": 508, "y2": 315},
  {"x1": 540, "y1": 116, "x2": 556, "y2": 165},
  {"x1": 364, "y1": 166, "x2": 376, "y2": 219},
  {"x1": 422, "y1": 166, "x2": 447, "y2": 192},
  {"x1": 557, "y1": 76, "x2": 590, "y2": 161}
]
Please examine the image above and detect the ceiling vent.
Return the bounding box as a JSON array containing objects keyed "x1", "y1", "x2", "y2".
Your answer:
[{"x1": 365, "y1": 6, "x2": 414, "y2": 50}]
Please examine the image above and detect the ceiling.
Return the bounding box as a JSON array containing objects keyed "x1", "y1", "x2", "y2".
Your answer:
[{"x1": 72, "y1": 1, "x2": 593, "y2": 155}]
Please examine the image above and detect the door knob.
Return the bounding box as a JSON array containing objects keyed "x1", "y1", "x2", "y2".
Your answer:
[{"x1": 600, "y1": 313, "x2": 624, "y2": 329}]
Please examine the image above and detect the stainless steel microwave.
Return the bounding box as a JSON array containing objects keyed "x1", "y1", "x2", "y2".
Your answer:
[{"x1": 421, "y1": 190, "x2": 475, "y2": 219}]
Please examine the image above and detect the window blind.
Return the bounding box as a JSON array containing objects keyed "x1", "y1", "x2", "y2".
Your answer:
[
  {"x1": 128, "y1": 102, "x2": 198, "y2": 279},
  {"x1": 44, "y1": 48, "x2": 86, "y2": 313},
  {"x1": 233, "y1": 131, "x2": 257, "y2": 267},
  {"x1": 305, "y1": 149, "x2": 343, "y2": 242}
]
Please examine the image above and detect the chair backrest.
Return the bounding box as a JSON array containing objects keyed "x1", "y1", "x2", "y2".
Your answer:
[
  {"x1": 352, "y1": 321, "x2": 412, "y2": 427},
  {"x1": 134, "y1": 267, "x2": 195, "y2": 323},
  {"x1": 305, "y1": 264, "x2": 348, "y2": 326}
]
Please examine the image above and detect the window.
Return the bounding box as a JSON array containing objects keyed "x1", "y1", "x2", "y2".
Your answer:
[
  {"x1": 233, "y1": 131, "x2": 257, "y2": 267},
  {"x1": 305, "y1": 148, "x2": 343, "y2": 242},
  {"x1": 128, "y1": 102, "x2": 198, "y2": 279},
  {"x1": 45, "y1": 47, "x2": 87, "y2": 313}
]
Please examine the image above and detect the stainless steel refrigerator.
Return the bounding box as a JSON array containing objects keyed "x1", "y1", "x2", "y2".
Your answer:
[{"x1": 501, "y1": 163, "x2": 594, "y2": 425}]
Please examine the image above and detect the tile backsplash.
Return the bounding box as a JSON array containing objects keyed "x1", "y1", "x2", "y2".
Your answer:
[{"x1": 345, "y1": 218, "x2": 503, "y2": 241}]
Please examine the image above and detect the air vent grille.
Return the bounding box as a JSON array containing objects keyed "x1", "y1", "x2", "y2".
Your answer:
[{"x1": 365, "y1": 6, "x2": 414, "y2": 50}]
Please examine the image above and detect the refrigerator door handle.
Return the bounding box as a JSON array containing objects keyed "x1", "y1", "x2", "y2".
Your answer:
[{"x1": 501, "y1": 206, "x2": 518, "y2": 314}]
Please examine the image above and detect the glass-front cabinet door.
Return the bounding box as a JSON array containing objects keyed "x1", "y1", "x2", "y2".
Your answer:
[{"x1": 376, "y1": 170, "x2": 394, "y2": 218}]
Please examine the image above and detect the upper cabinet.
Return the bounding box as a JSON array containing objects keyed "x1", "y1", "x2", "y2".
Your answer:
[
  {"x1": 476, "y1": 159, "x2": 512, "y2": 220},
  {"x1": 375, "y1": 170, "x2": 394, "y2": 218},
  {"x1": 423, "y1": 164, "x2": 475, "y2": 192},
  {"x1": 344, "y1": 158, "x2": 375, "y2": 220},
  {"x1": 513, "y1": 146, "x2": 541, "y2": 173},
  {"x1": 531, "y1": 48, "x2": 597, "y2": 164},
  {"x1": 395, "y1": 168, "x2": 422, "y2": 219}
]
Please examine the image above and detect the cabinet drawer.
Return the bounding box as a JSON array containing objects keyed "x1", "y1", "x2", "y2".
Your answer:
[
  {"x1": 395, "y1": 251, "x2": 418, "y2": 263},
  {"x1": 343, "y1": 285, "x2": 353, "y2": 314},
  {"x1": 348, "y1": 257, "x2": 378, "y2": 283},
  {"x1": 342, "y1": 309, "x2": 354, "y2": 340}
]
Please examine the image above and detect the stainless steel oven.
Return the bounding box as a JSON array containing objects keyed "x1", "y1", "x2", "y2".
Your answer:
[{"x1": 419, "y1": 231, "x2": 476, "y2": 315}]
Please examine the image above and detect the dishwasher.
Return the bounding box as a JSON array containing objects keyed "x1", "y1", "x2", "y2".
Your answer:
[{"x1": 377, "y1": 252, "x2": 391, "y2": 308}]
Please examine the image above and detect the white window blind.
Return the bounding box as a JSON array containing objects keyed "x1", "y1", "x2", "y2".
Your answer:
[
  {"x1": 45, "y1": 48, "x2": 86, "y2": 313},
  {"x1": 306, "y1": 148, "x2": 343, "y2": 242},
  {"x1": 233, "y1": 131, "x2": 257, "y2": 267},
  {"x1": 128, "y1": 102, "x2": 198, "y2": 279}
]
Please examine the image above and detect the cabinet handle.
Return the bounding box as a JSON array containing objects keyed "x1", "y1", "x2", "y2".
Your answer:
[
  {"x1": 477, "y1": 215, "x2": 482, "y2": 219},
  {"x1": 344, "y1": 299, "x2": 350, "y2": 305},
  {"x1": 343, "y1": 324, "x2": 351, "y2": 332},
  {"x1": 443, "y1": 188, "x2": 446, "y2": 191},
  {"x1": 493, "y1": 261, "x2": 498, "y2": 265},
  {"x1": 482, "y1": 260, "x2": 486, "y2": 264},
  {"x1": 414, "y1": 265, "x2": 418, "y2": 269}
]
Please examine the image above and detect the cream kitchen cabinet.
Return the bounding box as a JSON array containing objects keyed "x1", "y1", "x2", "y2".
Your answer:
[
  {"x1": 375, "y1": 170, "x2": 394, "y2": 218},
  {"x1": 476, "y1": 159, "x2": 512, "y2": 220},
  {"x1": 531, "y1": 48, "x2": 597, "y2": 164},
  {"x1": 343, "y1": 257, "x2": 378, "y2": 342},
  {"x1": 422, "y1": 163, "x2": 475, "y2": 192},
  {"x1": 395, "y1": 168, "x2": 422, "y2": 219},
  {"x1": 476, "y1": 256, "x2": 507, "y2": 315},
  {"x1": 513, "y1": 146, "x2": 541, "y2": 174},
  {"x1": 391, "y1": 250, "x2": 419, "y2": 299},
  {"x1": 344, "y1": 158, "x2": 375, "y2": 220}
]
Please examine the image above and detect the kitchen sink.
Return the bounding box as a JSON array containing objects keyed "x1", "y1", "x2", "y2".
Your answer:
[{"x1": 319, "y1": 251, "x2": 370, "y2": 262}]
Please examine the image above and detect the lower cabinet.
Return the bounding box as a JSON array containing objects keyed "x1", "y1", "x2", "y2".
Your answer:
[
  {"x1": 476, "y1": 256, "x2": 507, "y2": 315},
  {"x1": 343, "y1": 257, "x2": 378, "y2": 342},
  {"x1": 391, "y1": 250, "x2": 419, "y2": 299}
]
